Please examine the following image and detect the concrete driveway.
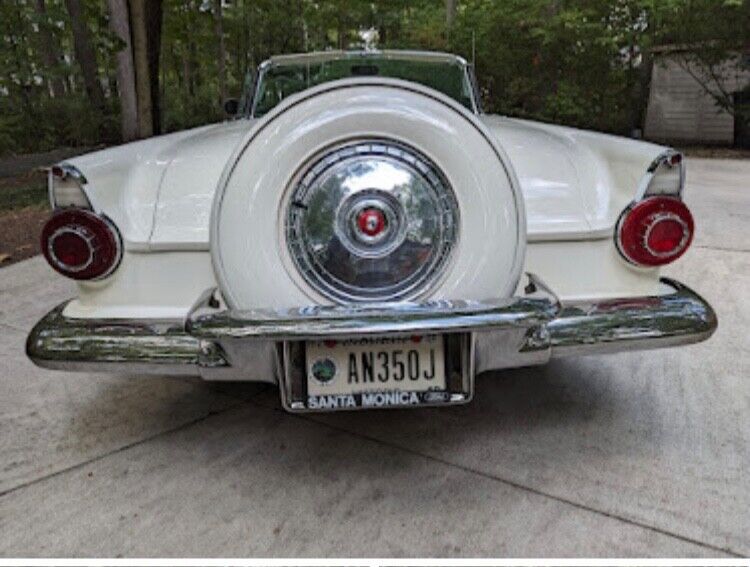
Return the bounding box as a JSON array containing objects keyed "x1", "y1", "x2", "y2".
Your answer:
[{"x1": 0, "y1": 158, "x2": 747, "y2": 557}]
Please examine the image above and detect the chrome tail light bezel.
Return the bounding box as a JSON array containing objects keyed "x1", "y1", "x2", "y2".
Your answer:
[
  {"x1": 615, "y1": 196, "x2": 695, "y2": 268},
  {"x1": 41, "y1": 208, "x2": 123, "y2": 281}
]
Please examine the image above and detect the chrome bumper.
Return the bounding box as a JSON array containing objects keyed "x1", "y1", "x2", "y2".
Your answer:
[{"x1": 27, "y1": 278, "x2": 717, "y2": 380}]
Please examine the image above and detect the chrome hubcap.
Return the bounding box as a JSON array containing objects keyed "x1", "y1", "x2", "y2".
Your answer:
[
  {"x1": 336, "y1": 190, "x2": 406, "y2": 257},
  {"x1": 285, "y1": 140, "x2": 459, "y2": 303}
]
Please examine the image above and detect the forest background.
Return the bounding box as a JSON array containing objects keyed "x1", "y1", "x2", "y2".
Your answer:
[{"x1": 1, "y1": 0, "x2": 749, "y2": 157}]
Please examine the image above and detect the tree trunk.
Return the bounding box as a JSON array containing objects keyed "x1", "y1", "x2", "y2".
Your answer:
[
  {"x1": 145, "y1": 0, "x2": 163, "y2": 134},
  {"x1": 129, "y1": 0, "x2": 152, "y2": 137},
  {"x1": 182, "y1": 50, "x2": 193, "y2": 96},
  {"x1": 106, "y1": 0, "x2": 138, "y2": 141},
  {"x1": 445, "y1": 0, "x2": 457, "y2": 28},
  {"x1": 244, "y1": 0, "x2": 253, "y2": 75},
  {"x1": 64, "y1": 0, "x2": 105, "y2": 109},
  {"x1": 214, "y1": 0, "x2": 227, "y2": 107},
  {"x1": 34, "y1": 0, "x2": 66, "y2": 98},
  {"x1": 182, "y1": 2, "x2": 194, "y2": 96},
  {"x1": 190, "y1": 39, "x2": 199, "y2": 94}
]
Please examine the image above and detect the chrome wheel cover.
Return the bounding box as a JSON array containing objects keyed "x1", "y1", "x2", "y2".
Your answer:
[{"x1": 285, "y1": 140, "x2": 459, "y2": 303}]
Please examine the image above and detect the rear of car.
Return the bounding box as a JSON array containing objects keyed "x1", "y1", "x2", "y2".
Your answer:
[{"x1": 27, "y1": 50, "x2": 716, "y2": 413}]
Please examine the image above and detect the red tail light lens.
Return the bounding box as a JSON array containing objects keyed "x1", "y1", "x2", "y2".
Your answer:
[
  {"x1": 616, "y1": 197, "x2": 694, "y2": 267},
  {"x1": 41, "y1": 209, "x2": 122, "y2": 280}
]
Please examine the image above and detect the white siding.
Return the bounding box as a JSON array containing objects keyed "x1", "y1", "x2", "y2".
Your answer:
[{"x1": 644, "y1": 53, "x2": 749, "y2": 144}]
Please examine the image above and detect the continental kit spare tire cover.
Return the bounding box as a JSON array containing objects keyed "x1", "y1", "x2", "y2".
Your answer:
[{"x1": 211, "y1": 78, "x2": 526, "y2": 309}]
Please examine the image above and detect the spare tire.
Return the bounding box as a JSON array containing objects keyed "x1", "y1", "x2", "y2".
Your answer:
[{"x1": 211, "y1": 78, "x2": 525, "y2": 309}]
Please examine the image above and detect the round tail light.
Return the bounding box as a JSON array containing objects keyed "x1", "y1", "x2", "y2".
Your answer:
[
  {"x1": 41, "y1": 209, "x2": 122, "y2": 280},
  {"x1": 616, "y1": 196, "x2": 694, "y2": 267}
]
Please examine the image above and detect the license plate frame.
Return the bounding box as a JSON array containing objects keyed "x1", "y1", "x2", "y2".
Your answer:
[{"x1": 280, "y1": 333, "x2": 473, "y2": 412}]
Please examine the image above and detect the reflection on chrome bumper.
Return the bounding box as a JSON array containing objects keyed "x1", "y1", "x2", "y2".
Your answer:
[
  {"x1": 24, "y1": 309, "x2": 213, "y2": 375},
  {"x1": 548, "y1": 278, "x2": 717, "y2": 356},
  {"x1": 27, "y1": 277, "x2": 717, "y2": 380}
]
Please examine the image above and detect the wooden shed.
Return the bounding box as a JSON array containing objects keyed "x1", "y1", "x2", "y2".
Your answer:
[{"x1": 644, "y1": 46, "x2": 749, "y2": 145}]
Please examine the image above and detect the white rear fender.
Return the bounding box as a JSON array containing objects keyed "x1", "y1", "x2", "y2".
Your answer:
[
  {"x1": 482, "y1": 116, "x2": 674, "y2": 241},
  {"x1": 62, "y1": 122, "x2": 254, "y2": 249}
]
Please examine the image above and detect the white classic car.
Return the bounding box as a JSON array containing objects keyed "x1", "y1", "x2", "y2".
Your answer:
[{"x1": 28, "y1": 50, "x2": 717, "y2": 412}]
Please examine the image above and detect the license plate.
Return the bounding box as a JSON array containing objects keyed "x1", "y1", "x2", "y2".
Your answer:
[{"x1": 305, "y1": 335, "x2": 447, "y2": 409}]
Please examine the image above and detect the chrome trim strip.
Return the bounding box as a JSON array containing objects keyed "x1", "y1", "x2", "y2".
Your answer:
[
  {"x1": 26, "y1": 278, "x2": 716, "y2": 378},
  {"x1": 266, "y1": 50, "x2": 471, "y2": 67},
  {"x1": 51, "y1": 163, "x2": 88, "y2": 184}
]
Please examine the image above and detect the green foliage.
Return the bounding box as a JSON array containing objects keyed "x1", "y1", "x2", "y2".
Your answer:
[
  {"x1": 0, "y1": 0, "x2": 118, "y2": 155},
  {"x1": 0, "y1": 96, "x2": 118, "y2": 156},
  {"x1": 448, "y1": 0, "x2": 655, "y2": 134},
  {"x1": 1, "y1": 0, "x2": 748, "y2": 156}
]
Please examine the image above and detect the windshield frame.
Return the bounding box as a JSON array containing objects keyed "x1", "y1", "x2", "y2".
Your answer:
[{"x1": 247, "y1": 50, "x2": 481, "y2": 118}]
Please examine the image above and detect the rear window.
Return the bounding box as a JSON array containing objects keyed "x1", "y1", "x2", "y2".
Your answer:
[{"x1": 252, "y1": 56, "x2": 475, "y2": 117}]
